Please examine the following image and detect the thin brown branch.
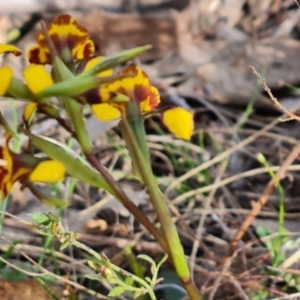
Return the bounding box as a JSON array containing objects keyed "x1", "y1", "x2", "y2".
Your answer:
[
  {"x1": 85, "y1": 152, "x2": 170, "y2": 256},
  {"x1": 250, "y1": 66, "x2": 300, "y2": 122}
]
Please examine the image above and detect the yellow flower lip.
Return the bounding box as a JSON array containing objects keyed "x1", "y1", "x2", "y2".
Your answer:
[
  {"x1": 0, "y1": 66, "x2": 13, "y2": 96},
  {"x1": 23, "y1": 64, "x2": 54, "y2": 94},
  {"x1": 162, "y1": 107, "x2": 194, "y2": 140},
  {"x1": 28, "y1": 14, "x2": 95, "y2": 64},
  {"x1": 29, "y1": 160, "x2": 65, "y2": 183},
  {"x1": 0, "y1": 44, "x2": 22, "y2": 96}
]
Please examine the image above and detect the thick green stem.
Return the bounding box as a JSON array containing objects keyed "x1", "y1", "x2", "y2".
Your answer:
[
  {"x1": 120, "y1": 103, "x2": 151, "y2": 180},
  {"x1": 121, "y1": 117, "x2": 201, "y2": 300}
]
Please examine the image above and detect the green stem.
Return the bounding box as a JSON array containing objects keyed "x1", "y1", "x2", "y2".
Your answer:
[
  {"x1": 257, "y1": 153, "x2": 285, "y2": 267},
  {"x1": 121, "y1": 104, "x2": 151, "y2": 179},
  {"x1": 121, "y1": 117, "x2": 201, "y2": 300}
]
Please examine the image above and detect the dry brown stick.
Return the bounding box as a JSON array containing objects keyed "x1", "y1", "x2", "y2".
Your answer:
[{"x1": 250, "y1": 66, "x2": 300, "y2": 122}]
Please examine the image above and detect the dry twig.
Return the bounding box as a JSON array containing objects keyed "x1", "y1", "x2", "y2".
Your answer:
[{"x1": 250, "y1": 66, "x2": 300, "y2": 122}]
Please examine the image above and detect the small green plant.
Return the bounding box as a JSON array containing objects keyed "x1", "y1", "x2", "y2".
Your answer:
[{"x1": 24, "y1": 212, "x2": 167, "y2": 299}]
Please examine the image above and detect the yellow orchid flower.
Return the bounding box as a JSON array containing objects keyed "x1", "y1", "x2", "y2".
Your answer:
[
  {"x1": 28, "y1": 14, "x2": 95, "y2": 64},
  {"x1": 0, "y1": 135, "x2": 65, "y2": 198}
]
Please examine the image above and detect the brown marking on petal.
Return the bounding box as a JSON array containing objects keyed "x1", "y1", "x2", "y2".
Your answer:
[
  {"x1": 1, "y1": 182, "x2": 9, "y2": 198},
  {"x1": 0, "y1": 147, "x2": 12, "y2": 198},
  {"x1": 76, "y1": 95, "x2": 88, "y2": 104},
  {"x1": 79, "y1": 88, "x2": 119, "y2": 104},
  {"x1": 148, "y1": 86, "x2": 160, "y2": 109},
  {"x1": 27, "y1": 47, "x2": 40, "y2": 64},
  {"x1": 79, "y1": 88, "x2": 101, "y2": 104},
  {"x1": 54, "y1": 14, "x2": 75, "y2": 26},
  {"x1": 49, "y1": 34, "x2": 85, "y2": 58},
  {"x1": 0, "y1": 147, "x2": 5, "y2": 160},
  {"x1": 120, "y1": 66, "x2": 150, "y2": 83},
  {"x1": 80, "y1": 40, "x2": 95, "y2": 59},
  {"x1": 0, "y1": 145, "x2": 34, "y2": 198},
  {"x1": 54, "y1": 14, "x2": 89, "y2": 36},
  {"x1": 11, "y1": 153, "x2": 23, "y2": 178},
  {"x1": 11, "y1": 167, "x2": 31, "y2": 184},
  {"x1": 0, "y1": 168, "x2": 9, "y2": 190},
  {"x1": 37, "y1": 15, "x2": 88, "y2": 44},
  {"x1": 118, "y1": 66, "x2": 138, "y2": 77},
  {"x1": 28, "y1": 46, "x2": 50, "y2": 64},
  {"x1": 133, "y1": 85, "x2": 149, "y2": 104},
  {"x1": 115, "y1": 86, "x2": 128, "y2": 97}
]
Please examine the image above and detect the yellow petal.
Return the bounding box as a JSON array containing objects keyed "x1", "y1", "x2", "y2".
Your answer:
[
  {"x1": 0, "y1": 44, "x2": 21, "y2": 56},
  {"x1": 27, "y1": 45, "x2": 50, "y2": 64},
  {"x1": 0, "y1": 66, "x2": 13, "y2": 96},
  {"x1": 92, "y1": 103, "x2": 121, "y2": 121},
  {"x1": 23, "y1": 64, "x2": 54, "y2": 94},
  {"x1": 83, "y1": 56, "x2": 113, "y2": 77},
  {"x1": 107, "y1": 66, "x2": 149, "y2": 96},
  {"x1": 23, "y1": 103, "x2": 37, "y2": 125},
  {"x1": 29, "y1": 160, "x2": 66, "y2": 183},
  {"x1": 73, "y1": 39, "x2": 95, "y2": 60},
  {"x1": 162, "y1": 107, "x2": 194, "y2": 140}
]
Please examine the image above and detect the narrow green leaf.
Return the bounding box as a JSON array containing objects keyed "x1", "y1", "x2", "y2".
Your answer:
[
  {"x1": 53, "y1": 56, "x2": 75, "y2": 81},
  {"x1": 0, "y1": 110, "x2": 18, "y2": 138},
  {"x1": 125, "y1": 276, "x2": 134, "y2": 286},
  {"x1": 108, "y1": 286, "x2": 125, "y2": 297},
  {"x1": 29, "y1": 184, "x2": 67, "y2": 208},
  {"x1": 37, "y1": 278, "x2": 60, "y2": 300},
  {"x1": 29, "y1": 212, "x2": 51, "y2": 225},
  {"x1": 36, "y1": 74, "x2": 130, "y2": 99},
  {"x1": 6, "y1": 78, "x2": 35, "y2": 100},
  {"x1": 0, "y1": 241, "x2": 19, "y2": 269},
  {"x1": 24, "y1": 131, "x2": 116, "y2": 196},
  {"x1": 79, "y1": 45, "x2": 152, "y2": 78}
]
